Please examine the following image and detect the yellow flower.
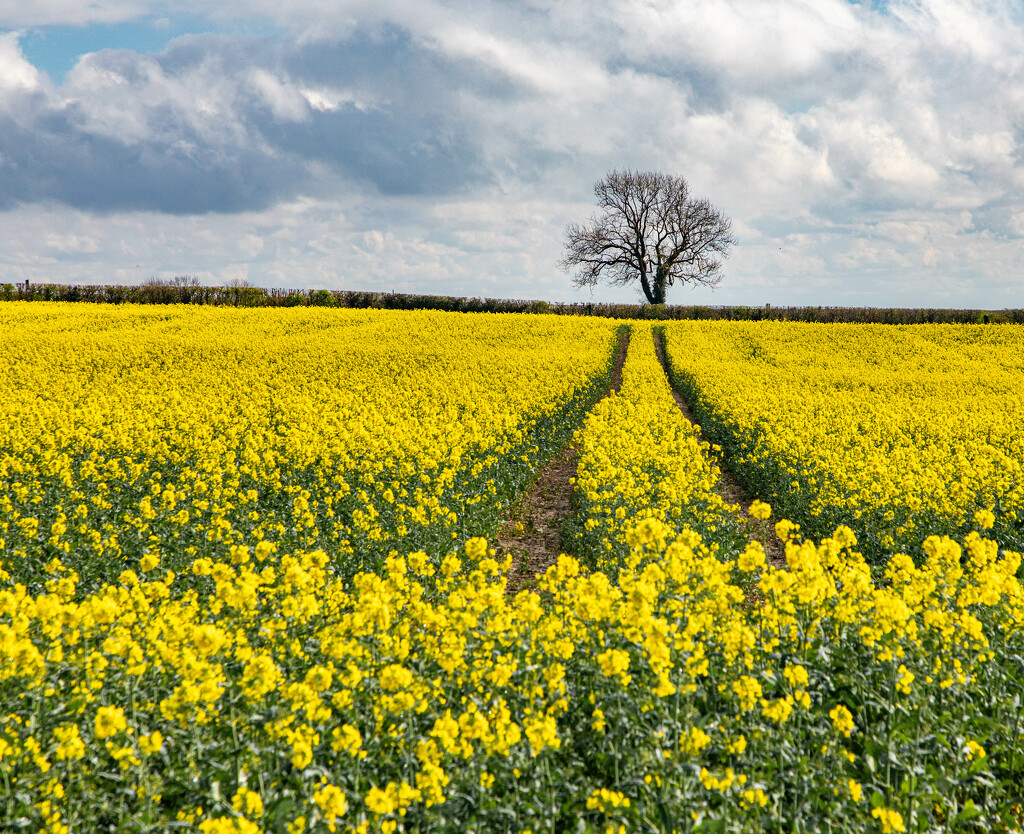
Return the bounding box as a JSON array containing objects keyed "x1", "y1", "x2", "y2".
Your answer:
[
  {"x1": 331, "y1": 724, "x2": 363, "y2": 756},
  {"x1": 138, "y1": 732, "x2": 163, "y2": 756},
  {"x1": 586, "y1": 788, "x2": 630, "y2": 812},
  {"x1": 848, "y1": 780, "x2": 863, "y2": 802},
  {"x1": 829, "y1": 705, "x2": 855, "y2": 738},
  {"x1": 871, "y1": 807, "x2": 905, "y2": 833},
  {"x1": 199, "y1": 819, "x2": 262, "y2": 834},
  {"x1": 524, "y1": 714, "x2": 561, "y2": 756},
  {"x1": 748, "y1": 500, "x2": 771, "y2": 520},
  {"x1": 738, "y1": 540, "x2": 766, "y2": 572},
  {"x1": 974, "y1": 508, "x2": 995, "y2": 529},
  {"x1": 242, "y1": 654, "x2": 280, "y2": 698},
  {"x1": 379, "y1": 664, "x2": 413, "y2": 692},
  {"x1": 741, "y1": 788, "x2": 768, "y2": 808},
  {"x1": 596, "y1": 649, "x2": 632, "y2": 686},
  {"x1": 775, "y1": 519, "x2": 800, "y2": 542},
  {"x1": 761, "y1": 697, "x2": 794, "y2": 725},
  {"x1": 678, "y1": 726, "x2": 712, "y2": 757},
  {"x1": 94, "y1": 706, "x2": 127, "y2": 740},
  {"x1": 304, "y1": 665, "x2": 333, "y2": 692},
  {"x1": 895, "y1": 664, "x2": 915, "y2": 694},
  {"x1": 464, "y1": 537, "x2": 490, "y2": 560},
  {"x1": 314, "y1": 784, "x2": 347, "y2": 824},
  {"x1": 782, "y1": 664, "x2": 809, "y2": 688},
  {"x1": 366, "y1": 787, "x2": 395, "y2": 816},
  {"x1": 192, "y1": 624, "x2": 228, "y2": 657},
  {"x1": 732, "y1": 676, "x2": 762, "y2": 711},
  {"x1": 54, "y1": 725, "x2": 85, "y2": 761},
  {"x1": 226, "y1": 787, "x2": 262, "y2": 819}
]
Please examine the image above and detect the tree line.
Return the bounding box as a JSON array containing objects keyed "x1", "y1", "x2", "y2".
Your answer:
[{"x1": 2, "y1": 281, "x2": 1020, "y2": 323}]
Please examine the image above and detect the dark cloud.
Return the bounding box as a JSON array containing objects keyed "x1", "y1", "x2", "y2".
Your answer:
[
  {"x1": 0, "y1": 26, "x2": 497, "y2": 213},
  {"x1": 256, "y1": 108, "x2": 489, "y2": 197},
  {"x1": 0, "y1": 108, "x2": 307, "y2": 214},
  {"x1": 263, "y1": 28, "x2": 497, "y2": 195},
  {"x1": 281, "y1": 26, "x2": 524, "y2": 104}
]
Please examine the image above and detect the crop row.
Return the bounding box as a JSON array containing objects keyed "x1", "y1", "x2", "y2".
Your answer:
[
  {"x1": 568, "y1": 328, "x2": 1024, "y2": 831},
  {"x1": 570, "y1": 324, "x2": 747, "y2": 570}
]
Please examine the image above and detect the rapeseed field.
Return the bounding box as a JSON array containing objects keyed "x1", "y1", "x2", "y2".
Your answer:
[
  {"x1": 662, "y1": 321, "x2": 1024, "y2": 561},
  {"x1": 1, "y1": 304, "x2": 1022, "y2": 833}
]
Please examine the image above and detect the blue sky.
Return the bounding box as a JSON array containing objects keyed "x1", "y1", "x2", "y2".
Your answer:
[
  {"x1": 2, "y1": 0, "x2": 1024, "y2": 308},
  {"x1": 17, "y1": 16, "x2": 277, "y2": 84}
]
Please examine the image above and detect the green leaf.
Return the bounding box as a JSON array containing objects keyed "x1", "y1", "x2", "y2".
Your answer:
[{"x1": 955, "y1": 800, "x2": 981, "y2": 824}]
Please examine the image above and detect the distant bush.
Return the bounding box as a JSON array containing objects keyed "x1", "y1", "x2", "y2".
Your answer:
[
  {"x1": 309, "y1": 289, "x2": 337, "y2": 307},
  {"x1": 2, "y1": 280, "x2": 1022, "y2": 323}
]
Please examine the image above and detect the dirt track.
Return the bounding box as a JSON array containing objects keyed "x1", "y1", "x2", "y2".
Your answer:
[
  {"x1": 497, "y1": 327, "x2": 785, "y2": 595},
  {"x1": 498, "y1": 331, "x2": 628, "y2": 594}
]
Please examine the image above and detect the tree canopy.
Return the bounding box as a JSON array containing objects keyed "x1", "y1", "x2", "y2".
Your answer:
[{"x1": 561, "y1": 170, "x2": 735, "y2": 305}]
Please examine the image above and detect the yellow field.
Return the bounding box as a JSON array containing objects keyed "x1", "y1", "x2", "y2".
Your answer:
[
  {"x1": 0, "y1": 305, "x2": 617, "y2": 592},
  {"x1": 663, "y1": 321, "x2": 1024, "y2": 558},
  {"x1": 1, "y1": 305, "x2": 1022, "y2": 833}
]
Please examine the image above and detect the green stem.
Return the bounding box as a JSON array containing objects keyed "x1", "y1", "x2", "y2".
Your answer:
[
  {"x1": 229, "y1": 702, "x2": 241, "y2": 794},
  {"x1": 906, "y1": 699, "x2": 923, "y2": 829},
  {"x1": 886, "y1": 662, "x2": 897, "y2": 793},
  {"x1": 542, "y1": 753, "x2": 556, "y2": 833},
  {"x1": 1, "y1": 760, "x2": 13, "y2": 822}
]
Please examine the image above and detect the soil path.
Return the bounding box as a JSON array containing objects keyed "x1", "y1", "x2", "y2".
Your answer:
[
  {"x1": 652, "y1": 330, "x2": 786, "y2": 568},
  {"x1": 499, "y1": 331, "x2": 629, "y2": 594}
]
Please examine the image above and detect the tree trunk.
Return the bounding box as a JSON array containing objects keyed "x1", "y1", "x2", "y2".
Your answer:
[
  {"x1": 652, "y1": 266, "x2": 668, "y2": 305},
  {"x1": 639, "y1": 271, "x2": 656, "y2": 305}
]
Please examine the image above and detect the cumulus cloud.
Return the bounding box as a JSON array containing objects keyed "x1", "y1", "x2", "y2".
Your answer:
[
  {"x1": 0, "y1": 25, "x2": 501, "y2": 212},
  {"x1": 1, "y1": 0, "x2": 1024, "y2": 305}
]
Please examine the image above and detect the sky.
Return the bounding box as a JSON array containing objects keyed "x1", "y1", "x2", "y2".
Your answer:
[{"x1": 2, "y1": 1, "x2": 1024, "y2": 308}]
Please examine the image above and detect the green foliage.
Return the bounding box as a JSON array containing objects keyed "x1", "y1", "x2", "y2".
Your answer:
[{"x1": 2, "y1": 281, "x2": 1023, "y2": 323}]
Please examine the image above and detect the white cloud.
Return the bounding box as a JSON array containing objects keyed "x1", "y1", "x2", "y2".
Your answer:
[
  {"x1": 0, "y1": 32, "x2": 50, "y2": 122},
  {"x1": 0, "y1": 32, "x2": 43, "y2": 90},
  {"x1": 611, "y1": 0, "x2": 863, "y2": 83},
  {"x1": 59, "y1": 48, "x2": 253, "y2": 148},
  {"x1": 890, "y1": 0, "x2": 1024, "y2": 70},
  {"x1": 248, "y1": 68, "x2": 308, "y2": 122},
  {"x1": 44, "y1": 232, "x2": 100, "y2": 253},
  {"x1": 237, "y1": 233, "x2": 264, "y2": 258},
  {"x1": 423, "y1": 23, "x2": 608, "y2": 100}
]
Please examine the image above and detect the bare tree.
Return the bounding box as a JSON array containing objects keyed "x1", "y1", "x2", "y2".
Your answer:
[
  {"x1": 142, "y1": 275, "x2": 201, "y2": 287},
  {"x1": 560, "y1": 170, "x2": 735, "y2": 305}
]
